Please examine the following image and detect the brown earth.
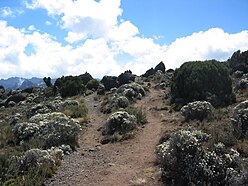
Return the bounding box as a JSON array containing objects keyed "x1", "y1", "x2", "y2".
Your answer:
[{"x1": 45, "y1": 84, "x2": 180, "y2": 186}]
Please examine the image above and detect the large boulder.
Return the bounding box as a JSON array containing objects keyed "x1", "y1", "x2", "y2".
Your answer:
[
  {"x1": 232, "y1": 100, "x2": 248, "y2": 139},
  {"x1": 155, "y1": 61, "x2": 166, "y2": 73},
  {"x1": 101, "y1": 76, "x2": 119, "y2": 91},
  {"x1": 79, "y1": 72, "x2": 93, "y2": 85},
  {"x1": 180, "y1": 101, "x2": 214, "y2": 121},
  {"x1": 117, "y1": 70, "x2": 135, "y2": 86},
  {"x1": 142, "y1": 68, "x2": 156, "y2": 78},
  {"x1": 6, "y1": 93, "x2": 26, "y2": 104}
]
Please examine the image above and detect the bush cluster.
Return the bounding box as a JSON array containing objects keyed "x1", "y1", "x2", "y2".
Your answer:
[
  {"x1": 156, "y1": 129, "x2": 241, "y2": 186},
  {"x1": 171, "y1": 60, "x2": 234, "y2": 109},
  {"x1": 54, "y1": 75, "x2": 86, "y2": 98}
]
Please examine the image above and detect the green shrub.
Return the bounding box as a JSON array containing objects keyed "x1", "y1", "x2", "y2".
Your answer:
[
  {"x1": 171, "y1": 60, "x2": 234, "y2": 109},
  {"x1": 86, "y1": 79, "x2": 99, "y2": 90},
  {"x1": 125, "y1": 107, "x2": 147, "y2": 125},
  {"x1": 54, "y1": 76, "x2": 86, "y2": 98}
]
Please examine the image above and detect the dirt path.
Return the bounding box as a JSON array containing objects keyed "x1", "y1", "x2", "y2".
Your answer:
[{"x1": 46, "y1": 85, "x2": 178, "y2": 186}]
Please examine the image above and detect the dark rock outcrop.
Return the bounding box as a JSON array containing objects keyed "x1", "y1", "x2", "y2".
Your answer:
[
  {"x1": 79, "y1": 72, "x2": 93, "y2": 85},
  {"x1": 101, "y1": 76, "x2": 118, "y2": 91},
  {"x1": 117, "y1": 70, "x2": 135, "y2": 86},
  {"x1": 155, "y1": 61, "x2": 166, "y2": 73}
]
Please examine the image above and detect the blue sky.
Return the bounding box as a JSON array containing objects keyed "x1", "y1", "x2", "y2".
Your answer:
[{"x1": 0, "y1": 0, "x2": 248, "y2": 79}]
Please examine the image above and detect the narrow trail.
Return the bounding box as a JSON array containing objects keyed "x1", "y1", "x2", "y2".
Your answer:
[{"x1": 46, "y1": 86, "x2": 178, "y2": 186}]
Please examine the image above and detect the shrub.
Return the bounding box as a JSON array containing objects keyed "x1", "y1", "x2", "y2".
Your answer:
[
  {"x1": 171, "y1": 60, "x2": 234, "y2": 109},
  {"x1": 103, "y1": 111, "x2": 137, "y2": 135},
  {"x1": 180, "y1": 101, "x2": 214, "y2": 122},
  {"x1": 232, "y1": 100, "x2": 248, "y2": 139},
  {"x1": 13, "y1": 112, "x2": 82, "y2": 149},
  {"x1": 86, "y1": 79, "x2": 100, "y2": 90},
  {"x1": 54, "y1": 75, "x2": 86, "y2": 98},
  {"x1": 156, "y1": 129, "x2": 241, "y2": 185},
  {"x1": 125, "y1": 107, "x2": 147, "y2": 125}
]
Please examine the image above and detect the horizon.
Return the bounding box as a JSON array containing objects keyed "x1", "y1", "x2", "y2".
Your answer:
[{"x1": 0, "y1": 0, "x2": 248, "y2": 79}]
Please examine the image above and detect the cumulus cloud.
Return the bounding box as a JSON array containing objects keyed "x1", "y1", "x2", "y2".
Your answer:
[
  {"x1": 0, "y1": 0, "x2": 248, "y2": 79},
  {"x1": 26, "y1": 0, "x2": 122, "y2": 38}
]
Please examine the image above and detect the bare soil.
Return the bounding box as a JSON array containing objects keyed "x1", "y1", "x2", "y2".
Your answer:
[{"x1": 45, "y1": 84, "x2": 180, "y2": 186}]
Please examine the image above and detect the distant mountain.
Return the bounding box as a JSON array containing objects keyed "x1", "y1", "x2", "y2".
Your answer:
[{"x1": 0, "y1": 77, "x2": 56, "y2": 90}]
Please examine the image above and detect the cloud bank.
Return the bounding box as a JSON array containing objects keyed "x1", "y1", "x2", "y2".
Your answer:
[{"x1": 0, "y1": 0, "x2": 248, "y2": 79}]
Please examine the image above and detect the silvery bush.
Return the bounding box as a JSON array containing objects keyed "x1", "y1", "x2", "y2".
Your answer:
[
  {"x1": 156, "y1": 129, "x2": 241, "y2": 185},
  {"x1": 180, "y1": 101, "x2": 214, "y2": 122}
]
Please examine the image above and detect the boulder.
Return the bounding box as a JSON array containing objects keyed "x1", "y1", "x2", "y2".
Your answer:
[
  {"x1": 101, "y1": 76, "x2": 118, "y2": 91},
  {"x1": 154, "y1": 61, "x2": 166, "y2": 73},
  {"x1": 142, "y1": 68, "x2": 156, "y2": 78},
  {"x1": 6, "y1": 93, "x2": 26, "y2": 104},
  {"x1": 97, "y1": 84, "x2": 105, "y2": 95},
  {"x1": 79, "y1": 72, "x2": 93, "y2": 85},
  {"x1": 117, "y1": 70, "x2": 135, "y2": 86},
  {"x1": 180, "y1": 101, "x2": 214, "y2": 121}
]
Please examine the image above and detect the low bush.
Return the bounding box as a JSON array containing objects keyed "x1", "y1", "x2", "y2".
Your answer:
[
  {"x1": 156, "y1": 129, "x2": 241, "y2": 185},
  {"x1": 125, "y1": 106, "x2": 147, "y2": 125}
]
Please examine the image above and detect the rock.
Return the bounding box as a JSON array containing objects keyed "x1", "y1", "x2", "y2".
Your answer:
[
  {"x1": 97, "y1": 84, "x2": 105, "y2": 95},
  {"x1": 237, "y1": 78, "x2": 248, "y2": 89},
  {"x1": 104, "y1": 111, "x2": 137, "y2": 135},
  {"x1": 142, "y1": 68, "x2": 156, "y2": 78},
  {"x1": 232, "y1": 100, "x2": 248, "y2": 139},
  {"x1": 8, "y1": 101, "x2": 16, "y2": 107},
  {"x1": 117, "y1": 70, "x2": 135, "y2": 86},
  {"x1": 6, "y1": 93, "x2": 26, "y2": 104},
  {"x1": 233, "y1": 70, "x2": 244, "y2": 78},
  {"x1": 180, "y1": 101, "x2": 214, "y2": 122},
  {"x1": 154, "y1": 61, "x2": 166, "y2": 73},
  {"x1": 79, "y1": 72, "x2": 93, "y2": 85},
  {"x1": 101, "y1": 76, "x2": 119, "y2": 91}
]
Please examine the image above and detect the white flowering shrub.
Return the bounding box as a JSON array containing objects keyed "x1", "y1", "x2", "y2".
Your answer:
[
  {"x1": 232, "y1": 100, "x2": 248, "y2": 139},
  {"x1": 117, "y1": 82, "x2": 145, "y2": 100},
  {"x1": 104, "y1": 111, "x2": 137, "y2": 135},
  {"x1": 111, "y1": 94, "x2": 129, "y2": 109},
  {"x1": 180, "y1": 101, "x2": 214, "y2": 121},
  {"x1": 13, "y1": 112, "x2": 82, "y2": 149},
  {"x1": 156, "y1": 129, "x2": 241, "y2": 185}
]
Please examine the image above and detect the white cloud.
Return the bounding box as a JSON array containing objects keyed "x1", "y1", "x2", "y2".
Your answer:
[
  {"x1": 0, "y1": 7, "x2": 14, "y2": 17},
  {"x1": 65, "y1": 31, "x2": 87, "y2": 44},
  {"x1": 163, "y1": 28, "x2": 248, "y2": 69},
  {"x1": 26, "y1": 0, "x2": 122, "y2": 38},
  {"x1": 0, "y1": 7, "x2": 24, "y2": 18},
  {"x1": 28, "y1": 25, "x2": 36, "y2": 31},
  {"x1": 45, "y1": 21, "x2": 52, "y2": 26},
  {"x1": 1, "y1": 1, "x2": 248, "y2": 79}
]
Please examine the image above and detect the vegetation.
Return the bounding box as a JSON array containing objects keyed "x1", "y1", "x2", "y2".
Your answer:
[
  {"x1": 157, "y1": 129, "x2": 242, "y2": 186},
  {"x1": 54, "y1": 75, "x2": 86, "y2": 98},
  {"x1": 86, "y1": 79, "x2": 100, "y2": 90},
  {"x1": 171, "y1": 60, "x2": 234, "y2": 109}
]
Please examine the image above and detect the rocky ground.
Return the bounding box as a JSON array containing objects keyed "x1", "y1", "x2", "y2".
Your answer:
[{"x1": 45, "y1": 83, "x2": 179, "y2": 186}]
